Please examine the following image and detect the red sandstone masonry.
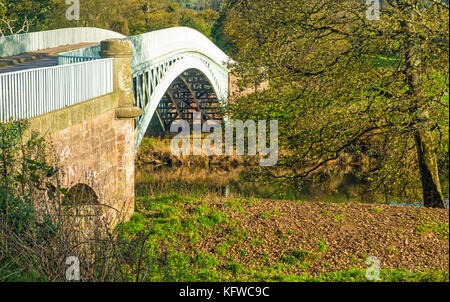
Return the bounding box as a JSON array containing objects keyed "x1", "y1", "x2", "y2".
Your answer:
[
  {"x1": 25, "y1": 39, "x2": 142, "y2": 226},
  {"x1": 48, "y1": 109, "x2": 135, "y2": 224}
]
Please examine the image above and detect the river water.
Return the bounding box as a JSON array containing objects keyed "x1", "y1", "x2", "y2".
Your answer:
[{"x1": 135, "y1": 166, "x2": 449, "y2": 209}]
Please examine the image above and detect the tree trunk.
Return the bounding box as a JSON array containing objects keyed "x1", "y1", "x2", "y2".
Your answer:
[
  {"x1": 414, "y1": 129, "x2": 446, "y2": 208},
  {"x1": 404, "y1": 9, "x2": 446, "y2": 209}
]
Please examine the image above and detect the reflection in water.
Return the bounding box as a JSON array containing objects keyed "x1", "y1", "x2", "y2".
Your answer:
[{"x1": 135, "y1": 166, "x2": 449, "y2": 208}]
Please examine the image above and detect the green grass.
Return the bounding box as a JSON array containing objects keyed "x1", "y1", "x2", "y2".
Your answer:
[
  {"x1": 317, "y1": 239, "x2": 328, "y2": 253},
  {"x1": 275, "y1": 269, "x2": 449, "y2": 282},
  {"x1": 414, "y1": 222, "x2": 449, "y2": 240},
  {"x1": 0, "y1": 264, "x2": 46, "y2": 282},
  {"x1": 260, "y1": 210, "x2": 282, "y2": 219},
  {"x1": 4, "y1": 193, "x2": 446, "y2": 282},
  {"x1": 334, "y1": 213, "x2": 347, "y2": 222},
  {"x1": 281, "y1": 250, "x2": 311, "y2": 264},
  {"x1": 371, "y1": 207, "x2": 384, "y2": 213},
  {"x1": 114, "y1": 193, "x2": 449, "y2": 282}
]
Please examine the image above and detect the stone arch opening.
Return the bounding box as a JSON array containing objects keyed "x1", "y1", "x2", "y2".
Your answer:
[
  {"x1": 64, "y1": 183, "x2": 99, "y2": 205},
  {"x1": 62, "y1": 183, "x2": 103, "y2": 239},
  {"x1": 145, "y1": 68, "x2": 223, "y2": 137}
]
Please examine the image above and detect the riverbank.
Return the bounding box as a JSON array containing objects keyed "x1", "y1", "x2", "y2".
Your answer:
[
  {"x1": 136, "y1": 137, "x2": 449, "y2": 206},
  {"x1": 118, "y1": 193, "x2": 449, "y2": 281},
  {"x1": 129, "y1": 137, "x2": 449, "y2": 281}
]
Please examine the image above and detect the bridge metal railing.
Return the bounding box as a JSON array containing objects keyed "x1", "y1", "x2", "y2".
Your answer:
[
  {"x1": 0, "y1": 27, "x2": 125, "y2": 58},
  {"x1": 0, "y1": 58, "x2": 113, "y2": 122},
  {"x1": 58, "y1": 44, "x2": 102, "y2": 65},
  {"x1": 58, "y1": 55, "x2": 99, "y2": 65},
  {"x1": 57, "y1": 27, "x2": 230, "y2": 71}
]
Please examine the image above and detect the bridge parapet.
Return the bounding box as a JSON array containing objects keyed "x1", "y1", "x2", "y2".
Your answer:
[
  {"x1": 58, "y1": 27, "x2": 229, "y2": 70},
  {"x1": 0, "y1": 27, "x2": 125, "y2": 58},
  {"x1": 0, "y1": 58, "x2": 114, "y2": 122},
  {"x1": 23, "y1": 91, "x2": 135, "y2": 225}
]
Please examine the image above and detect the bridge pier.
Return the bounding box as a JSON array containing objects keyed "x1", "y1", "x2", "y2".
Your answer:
[{"x1": 99, "y1": 39, "x2": 142, "y2": 223}]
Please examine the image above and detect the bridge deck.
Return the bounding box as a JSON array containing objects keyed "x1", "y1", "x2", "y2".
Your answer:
[{"x1": 0, "y1": 42, "x2": 98, "y2": 74}]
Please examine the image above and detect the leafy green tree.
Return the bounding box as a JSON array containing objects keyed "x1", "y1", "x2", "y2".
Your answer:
[
  {"x1": 211, "y1": 0, "x2": 237, "y2": 53},
  {"x1": 223, "y1": 0, "x2": 449, "y2": 207},
  {"x1": 0, "y1": 0, "x2": 54, "y2": 35},
  {"x1": 0, "y1": 0, "x2": 220, "y2": 37},
  {"x1": 177, "y1": 0, "x2": 223, "y2": 11},
  {"x1": 133, "y1": 0, "x2": 218, "y2": 37}
]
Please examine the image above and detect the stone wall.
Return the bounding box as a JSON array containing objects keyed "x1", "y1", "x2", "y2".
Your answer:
[
  {"x1": 228, "y1": 74, "x2": 269, "y2": 104},
  {"x1": 23, "y1": 38, "x2": 142, "y2": 225},
  {"x1": 25, "y1": 92, "x2": 136, "y2": 224}
]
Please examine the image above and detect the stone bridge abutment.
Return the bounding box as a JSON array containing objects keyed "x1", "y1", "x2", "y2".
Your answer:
[
  {"x1": 2, "y1": 27, "x2": 231, "y2": 226},
  {"x1": 25, "y1": 39, "x2": 142, "y2": 224}
]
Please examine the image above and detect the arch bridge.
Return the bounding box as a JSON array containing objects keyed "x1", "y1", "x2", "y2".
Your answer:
[
  {"x1": 0, "y1": 27, "x2": 230, "y2": 224},
  {"x1": 58, "y1": 27, "x2": 230, "y2": 147}
]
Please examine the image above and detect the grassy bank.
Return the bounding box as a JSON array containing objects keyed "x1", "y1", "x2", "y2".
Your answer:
[
  {"x1": 129, "y1": 137, "x2": 449, "y2": 282},
  {"x1": 115, "y1": 193, "x2": 449, "y2": 282},
  {"x1": 1, "y1": 133, "x2": 447, "y2": 282}
]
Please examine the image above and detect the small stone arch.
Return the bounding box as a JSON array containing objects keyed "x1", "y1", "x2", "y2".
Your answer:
[
  {"x1": 62, "y1": 183, "x2": 103, "y2": 238},
  {"x1": 65, "y1": 183, "x2": 99, "y2": 205}
]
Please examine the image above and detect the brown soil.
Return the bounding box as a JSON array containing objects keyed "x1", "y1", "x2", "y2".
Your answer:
[{"x1": 191, "y1": 199, "x2": 449, "y2": 274}]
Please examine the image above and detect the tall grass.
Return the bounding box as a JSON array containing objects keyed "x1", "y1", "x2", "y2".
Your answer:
[{"x1": 0, "y1": 121, "x2": 156, "y2": 282}]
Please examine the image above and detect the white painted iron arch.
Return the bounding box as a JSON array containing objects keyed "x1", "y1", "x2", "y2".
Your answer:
[
  {"x1": 133, "y1": 52, "x2": 228, "y2": 149},
  {"x1": 127, "y1": 27, "x2": 229, "y2": 69},
  {"x1": 58, "y1": 27, "x2": 230, "y2": 150}
]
